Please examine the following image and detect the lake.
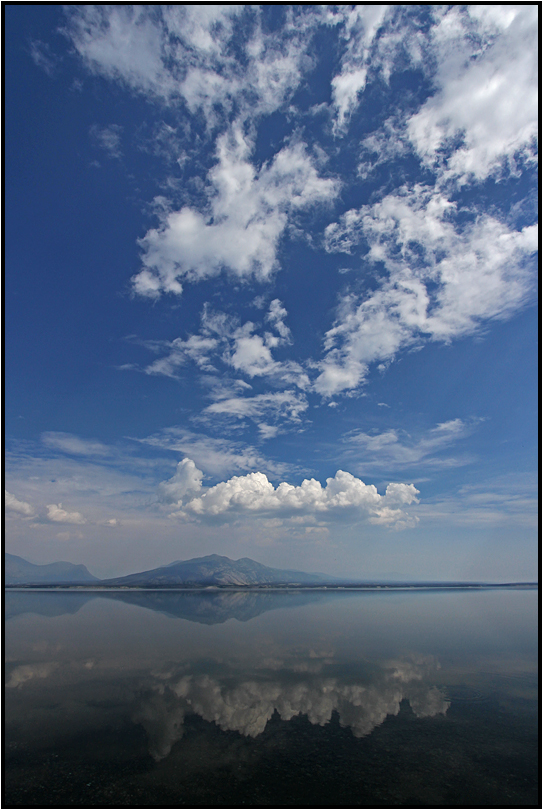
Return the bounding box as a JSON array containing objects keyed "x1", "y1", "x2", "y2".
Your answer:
[{"x1": 4, "y1": 588, "x2": 539, "y2": 807}]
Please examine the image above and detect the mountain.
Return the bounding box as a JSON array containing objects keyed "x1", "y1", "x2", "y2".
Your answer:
[
  {"x1": 103, "y1": 554, "x2": 335, "y2": 587},
  {"x1": 5, "y1": 553, "x2": 99, "y2": 585}
]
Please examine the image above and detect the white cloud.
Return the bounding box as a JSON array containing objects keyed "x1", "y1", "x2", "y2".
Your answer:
[
  {"x1": 132, "y1": 129, "x2": 338, "y2": 297},
  {"x1": 137, "y1": 121, "x2": 186, "y2": 166},
  {"x1": 65, "y1": 6, "x2": 320, "y2": 126},
  {"x1": 46, "y1": 503, "x2": 87, "y2": 525},
  {"x1": 5, "y1": 449, "x2": 170, "y2": 543},
  {"x1": 266, "y1": 299, "x2": 291, "y2": 341},
  {"x1": 5, "y1": 490, "x2": 35, "y2": 517},
  {"x1": 64, "y1": 6, "x2": 178, "y2": 100},
  {"x1": 140, "y1": 301, "x2": 307, "y2": 380},
  {"x1": 407, "y1": 5, "x2": 538, "y2": 183},
  {"x1": 174, "y1": 464, "x2": 419, "y2": 528},
  {"x1": 357, "y1": 116, "x2": 410, "y2": 180},
  {"x1": 319, "y1": 185, "x2": 537, "y2": 395}
]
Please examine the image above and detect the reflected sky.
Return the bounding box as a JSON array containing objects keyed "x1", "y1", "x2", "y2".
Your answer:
[{"x1": 5, "y1": 589, "x2": 538, "y2": 806}]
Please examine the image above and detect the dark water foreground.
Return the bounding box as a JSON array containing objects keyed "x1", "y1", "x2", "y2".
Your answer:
[{"x1": 4, "y1": 588, "x2": 539, "y2": 807}]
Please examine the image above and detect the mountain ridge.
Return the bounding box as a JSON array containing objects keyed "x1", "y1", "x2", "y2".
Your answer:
[
  {"x1": 4, "y1": 552, "x2": 334, "y2": 586},
  {"x1": 5, "y1": 553, "x2": 99, "y2": 585},
  {"x1": 102, "y1": 554, "x2": 336, "y2": 587}
]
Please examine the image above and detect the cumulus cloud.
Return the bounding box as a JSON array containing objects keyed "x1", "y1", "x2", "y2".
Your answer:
[
  {"x1": 340, "y1": 6, "x2": 538, "y2": 183},
  {"x1": 5, "y1": 490, "x2": 35, "y2": 517},
  {"x1": 158, "y1": 458, "x2": 203, "y2": 506},
  {"x1": 132, "y1": 129, "x2": 338, "y2": 297},
  {"x1": 166, "y1": 462, "x2": 419, "y2": 528},
  {"x1": 46, "y1": 503, "x2": 87, "y2": 525},
  {"x1": 64, "y1": 6, "x2": 179, "y2": 100},
  {"x1": 319, "y1": 185, "x2": 537, "y2": 395},
  {"x1": 143, "y1": 334, "x2": 219, "y2": 378},
  {"x1": 265, "y1": 299, "x2": 291, "y2": 341}
]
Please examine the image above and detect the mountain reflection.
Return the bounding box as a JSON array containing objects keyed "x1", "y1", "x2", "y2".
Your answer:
[
  {"x1": 5, "y1": 588, "x2": 336, "y2": 624},
  {"x1": 105, "y1": 589, "x2": 333, "y2": 624},
  {"x1": 133, "y1": 654, "x2": 449, "y2": 760},
  {"x1": 5, "y1": 591, "x2": 94, "y2": 620}
]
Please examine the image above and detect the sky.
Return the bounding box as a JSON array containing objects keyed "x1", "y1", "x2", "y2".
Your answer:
[{"x1": 5, "y1": 5, "x2": 538, "y2": 581}]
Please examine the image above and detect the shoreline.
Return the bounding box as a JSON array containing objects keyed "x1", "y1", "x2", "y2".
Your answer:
[{"x1": 5, "y1": 583, "x2": 538, "y2": 593}]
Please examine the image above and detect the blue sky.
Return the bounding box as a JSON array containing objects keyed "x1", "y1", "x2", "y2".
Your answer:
[{"x1": 5, "y1": 5, "x2": 538, "y2": 580}]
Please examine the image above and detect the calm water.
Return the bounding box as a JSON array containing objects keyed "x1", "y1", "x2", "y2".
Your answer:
[{"x1": 5, "y1": 588, "x2": 539, "y2": 807}]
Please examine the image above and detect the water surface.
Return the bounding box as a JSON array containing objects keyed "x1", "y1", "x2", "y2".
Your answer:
[{"x1": 5, "y1": 588, "x2": 538, "y2": 807}]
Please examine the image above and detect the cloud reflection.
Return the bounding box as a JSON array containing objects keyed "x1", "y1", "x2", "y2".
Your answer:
[{"x1": 133, "y1": 653, "x2": 449, "y2": 760}]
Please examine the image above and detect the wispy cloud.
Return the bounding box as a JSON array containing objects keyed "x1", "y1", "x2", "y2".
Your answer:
[
  {"x1": 342, "y1": 419, "x2": 480, "y2": 472},
  {"x1": 202, "y1": 390, "x2": 308, "y2": 438},
  {"x1": 29, "y1": 40, "x2": 59, "y2": 75},
  {"x1": 411, "y1": 472, "x2": 538, "y2": 530},
  {"x1": 90, "y1": 124, "x2": 123, "y2": 159},
  {"x1": 132, "y1": 301, "x2": 310, "y2": 437},
  {"x1": 134, "y1": 427, "x2": 294, "y2": 479},
  {"x1": 42, "y1": 432, "x2": 112, "y2": 457},
  {"x1": 141, "y1": 299, "x2": 307, "y2": 389}
]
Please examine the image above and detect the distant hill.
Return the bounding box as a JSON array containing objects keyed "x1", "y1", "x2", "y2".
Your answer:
[
  {"x1": 103, "y1": 554, "x2": 335, "y2": 587},
  {"x1": 5, "y1": 553, "x2": 99, "y2": 585}
]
